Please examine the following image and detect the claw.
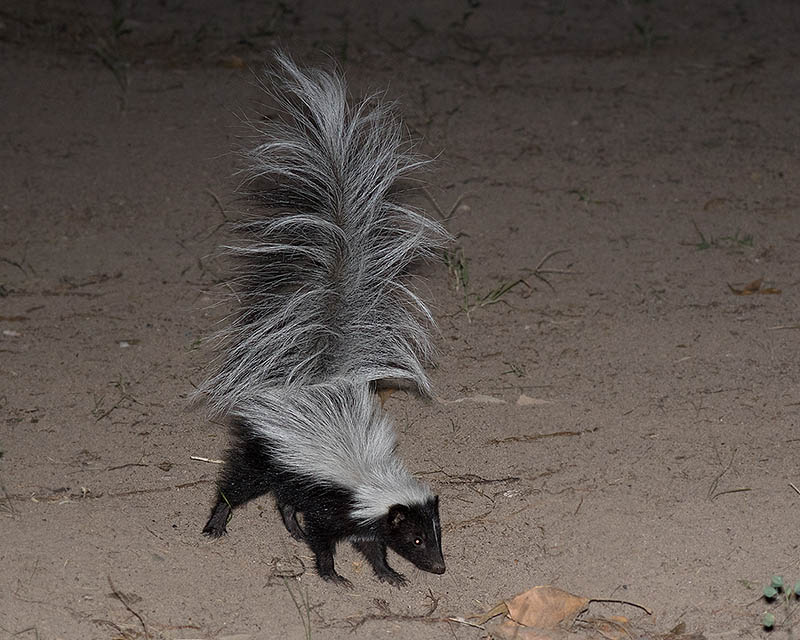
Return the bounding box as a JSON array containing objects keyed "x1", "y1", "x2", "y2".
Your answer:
[
  {"x1": 377, "y1": 571, "x2": 406, "y2": 587},
  {"x1": 321, "y1": 572, "x2": 353, "y2": 589}
]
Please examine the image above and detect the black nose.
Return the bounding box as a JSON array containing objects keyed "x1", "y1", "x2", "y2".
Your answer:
[{"x1": 429, "y1": 561, "x2": 446, "y2": 575}]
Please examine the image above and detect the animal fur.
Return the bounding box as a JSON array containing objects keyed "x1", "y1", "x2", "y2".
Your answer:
[
  {"x1": 200, "y1": 53, "x2": 449, "y2": 585},
  {"x1": 199, "y1": 51, "x2": 448, "y2": 415}
]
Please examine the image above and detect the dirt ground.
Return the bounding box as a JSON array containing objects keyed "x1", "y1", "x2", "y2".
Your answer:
[{"x1": 2, "y1": 1, "x2": 799, "y2": 638}]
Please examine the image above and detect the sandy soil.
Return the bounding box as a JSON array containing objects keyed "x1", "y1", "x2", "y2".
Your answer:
[{"x1": 2, "y1": 1, "x2": 799, "y2": 638}]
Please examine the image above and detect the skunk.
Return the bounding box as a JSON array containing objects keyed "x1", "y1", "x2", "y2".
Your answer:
[
  {"x1": 199, "y1": 53, "x2": 449, "y2": 586},
  {"x1": 203, "y1": 381, "x2": 444, "y2": 585}
]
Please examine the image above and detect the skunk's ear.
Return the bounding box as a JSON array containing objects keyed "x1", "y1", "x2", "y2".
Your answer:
[{"x1": 387, "y1": 504, "x2": 410, "y2": 529}]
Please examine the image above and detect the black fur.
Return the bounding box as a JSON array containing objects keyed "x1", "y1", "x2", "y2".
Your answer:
[{"x1": 203, "y1": 420, "x2": 445, "y2": 586}]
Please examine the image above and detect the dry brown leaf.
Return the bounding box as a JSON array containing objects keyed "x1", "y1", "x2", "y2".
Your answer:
[
  {"x1": 475, "y1": 601, "x2": 510, "y2": 625},
  {"x1": 728, "y1": 278, "x2": 782, "y2": 296},
  {"x1": 738, "y1": 278, "x2": 762, "y2": 294},
  {"x1": 475, "y1": 584, "x2": 650, "y2": 637},
  {"x1": 702, "y1": 197, "x2": 728, "y2": 211},
  {"x1": 377, "y1": 388, "x2": 395, "y2": 406},
  {"x1": 507, "y1": 586, "x2": 590, "y2": 628},
  {"x1": 586, "y1": 615, "x2": 631, "y2": 640}
]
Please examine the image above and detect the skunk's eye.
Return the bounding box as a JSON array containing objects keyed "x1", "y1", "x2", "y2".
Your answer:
[{"x1": 414, "y1": 538, "x2": 422, "y2": 546}]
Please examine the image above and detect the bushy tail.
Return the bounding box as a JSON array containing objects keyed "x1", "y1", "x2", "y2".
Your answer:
[{"x1": 201, "y1": 53, "x2": 449, "y2": 415}]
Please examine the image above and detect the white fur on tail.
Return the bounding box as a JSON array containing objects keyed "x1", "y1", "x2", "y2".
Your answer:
[
  {"x1": 199, "y1": 53, "x2": 449, "y2": 415},
  {"x1": 231, "y1": 379, "x2": 434, "y2": 523}
]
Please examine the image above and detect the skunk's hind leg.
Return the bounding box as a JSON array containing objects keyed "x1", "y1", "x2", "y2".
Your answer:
[
  {"x1": 202, "y1": 430, "x2": 273, "y2": 537},
  {"x1": 203, "y1": 498, "x2": 234, "y2": 537},
  {"x1": 278, "y1": 502, "x2": 306, "y2": 541}
]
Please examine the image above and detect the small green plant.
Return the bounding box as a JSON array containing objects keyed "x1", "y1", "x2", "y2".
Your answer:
[
  {"x1": 473, "y1": 278, "x2": 531, "y2": 309},
  {"x1": 502, "y1": 361, "x2": 527, "y2": 378},
  {"x1": 627, "y1": 0, "x2": 667, "y2": 51},
  {"x1": 444, "y1": 245, "x2": 534, "y2": 320},
  {"x1": 568, "y1": 188, "x2": 590, "y2": 202},
  {"x1": 718, "y1": 230, "x2": 754, "y2": 248},
  {"x1": 688, "y1": 220, "x2": 754, "y2": 251},
  {"x1": 430, "y1": 189, "x2": 574, "y2": 320},
  {"x1": 444, "y1": 246, "x2": 469, "y2": 295},
  {"x1": 445, "y1": 246, "x2": 575, "y2": 321},
  {"x1": 633, "y1": 17, "x2": 657, "y2": 50},
  {"x1": 443, "y1": 245, "x2": 472, "y2": 317},
  {"x1": 760, "y1": 575, "x2": 800, "y2": 632}
]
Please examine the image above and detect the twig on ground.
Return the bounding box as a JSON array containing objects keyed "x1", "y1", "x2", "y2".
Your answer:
[
  {"x1": 0, "y1": 482, "x2": 17, "y2": 517},
  {"x1": 422, "y1": 187, "x2": 471, "y2": 225},
  {"x1": 107, "y1": 576, "x2": 149, "y2": 640},
  {"x1": 205, "y1": 188, "x2": 229, "y2": 221},
  {"x1": 707, "y1": 448, "x2": 737, "y2": 500},
  {"x1": 524, "y1": 248, "x2": 578, "y2": 291},
  {"x1": 587, "y1": 597, "x2": 653, "y2": 616},
  {"x1": 487, "y1": 427, "x2": 597, "y2": 445},
  {"x1": 190, "y1": 456, "x2": 224, "y2": 464},
  {"x1": 283, "y1": 578, "x2": 312, "y2": 640}
]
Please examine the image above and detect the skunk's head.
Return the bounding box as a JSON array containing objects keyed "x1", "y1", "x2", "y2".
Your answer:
[{"x1": 383, "y1": 496, "x2": 445, "y2": 574}]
